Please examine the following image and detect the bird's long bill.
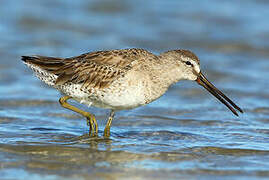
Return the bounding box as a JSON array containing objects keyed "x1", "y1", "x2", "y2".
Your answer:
[{"x1": 196, "y1": 72, "x2": 243, "y2": 116}]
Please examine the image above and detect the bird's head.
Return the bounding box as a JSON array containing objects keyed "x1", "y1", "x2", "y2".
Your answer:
[{"x1": 160, "y1": 49, "x2": 243, "y2": 116}]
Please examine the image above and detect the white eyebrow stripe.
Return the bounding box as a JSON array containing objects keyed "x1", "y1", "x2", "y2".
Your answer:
[{"x1": 181, "y1": 57, "x2": 200, "y2": 73}]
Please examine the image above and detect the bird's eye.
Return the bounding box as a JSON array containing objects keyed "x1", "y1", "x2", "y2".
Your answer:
[{"x1": 185, "y1": 61, "x2": 192, "y2": 66}]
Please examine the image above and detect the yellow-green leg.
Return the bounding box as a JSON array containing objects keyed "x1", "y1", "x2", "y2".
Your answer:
[
  {"x1": 104, "y1": 110, "x2": 115, "y2": 137},
  {"x1": 59, "y1": 96, "x2": 98, "y2": 136}
]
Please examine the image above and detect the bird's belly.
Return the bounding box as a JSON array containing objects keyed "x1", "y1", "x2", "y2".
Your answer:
[
  {"x1": 58, "y1": 82, "x2": 147, "y2": 110},
  {"x1": 99, "y1": 76, "x2": 148, "y2": 110},
  {"x1": 99, "y1": 88, "x2": 146, "y2": 110}
]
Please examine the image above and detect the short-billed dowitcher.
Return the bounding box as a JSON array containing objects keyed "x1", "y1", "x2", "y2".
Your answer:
[{"x1": 22, "y1": 48, "x2": 243, "y2": 137}]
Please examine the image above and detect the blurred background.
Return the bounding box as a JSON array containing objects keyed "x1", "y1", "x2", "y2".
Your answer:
[{"x1": 0, "y1": 0, "x2": 269, "y2": 179}]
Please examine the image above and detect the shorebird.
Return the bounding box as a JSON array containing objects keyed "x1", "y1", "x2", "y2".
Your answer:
[{"x1": 22, "y1": 48, "x2": 243, "y2": 137}]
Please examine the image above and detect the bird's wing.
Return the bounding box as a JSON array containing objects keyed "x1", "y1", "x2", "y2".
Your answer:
[{"x1": 22, "y1": 48, "x2": 152, "y2": 89}]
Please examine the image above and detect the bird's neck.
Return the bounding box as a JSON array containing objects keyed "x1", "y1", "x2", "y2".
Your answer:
[
  {"x1": 153, "y1": 61, "x2": 183, "y2": 88},
  {"x1": 143, "y1": 57, "x2": 184, "y2": 103}
]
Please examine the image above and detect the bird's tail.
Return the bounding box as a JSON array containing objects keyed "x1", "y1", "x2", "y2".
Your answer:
[
  {"x1": 22, "y1": 55, "x2": 66, "y2": 86},
  {"x1": 21, "y1": 55, "x2": 65, "y2": 72}
]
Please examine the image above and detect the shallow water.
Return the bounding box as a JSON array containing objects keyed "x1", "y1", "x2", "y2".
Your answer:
[{"x1": 1, "y1": 0, "x2": 269, "y2": 179}]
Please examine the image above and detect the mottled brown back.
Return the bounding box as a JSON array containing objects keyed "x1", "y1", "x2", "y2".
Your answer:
[{"x1": 22, "y1": 48, "x2": 154, "y2": 89}]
